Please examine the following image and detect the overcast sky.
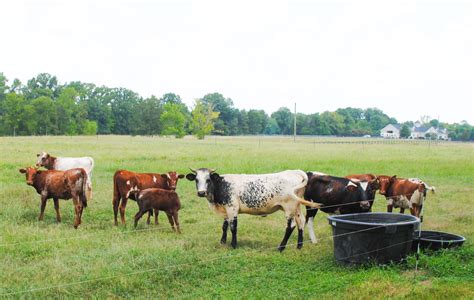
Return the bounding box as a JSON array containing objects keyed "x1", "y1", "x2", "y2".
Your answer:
[{"x1": 1, "y1": 0, "x2": 473, "y2": 124}]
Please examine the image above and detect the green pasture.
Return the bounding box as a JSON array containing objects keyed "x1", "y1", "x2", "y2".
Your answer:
[{"x1": 0, "y1": 135, "x2": 473, "y2": 298}]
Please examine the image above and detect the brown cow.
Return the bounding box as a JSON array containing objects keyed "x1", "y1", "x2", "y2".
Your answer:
[
  {"x1": 19, "y1": 167, "x2": 88, "y2": 228},
  {"x1": 132, "y1": 188, "x2": 181, "y2": 233},
  {"x1": 112, "y1": 170, "x2": 184, "y2": 225},
  {"x1": 377, "y1": 175, "x2": 435, "y2": 217}
]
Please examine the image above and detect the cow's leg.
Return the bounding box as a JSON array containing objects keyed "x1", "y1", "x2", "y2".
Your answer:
[
  {"x1": 113, "y1": 194, "x2": 120, "y2": 226},
  {"x1": 387, "y1": 198, "x2": 393, "y2": 213},
  {"x1": 53, "y1": 198, "x2": 61, "y2": 223},
  {"x1": 166, "y1": 212, "x2": 176, "y2": 231},
  {"x1": 38, "y1": 194, "x2": 48, "y2": 221},
  {"x1": 220, "y1": 219, "x2": 229, "y2": 244},
  {"x1": 305, "y1": 207, "x2": 318, "y2": 243},
  {"x1": 119, "y1": 197, "x2": 128, "y2": 225},
  {"x1": 230, "y1": 216, "x2": 238, "y2": 249},
  {"x1": 134, "y1": 209, "x2": 146, "y2": 228},
  {"x1": 278, "y1": 218, "x2": 296, "y2": 252},
  {"x1": 154, "y1": 209, "x2": 159, "y2": 225},
  {"x1": 72, "y1": 197, "x2": 82, "y2": 229},
  {"x1": 86, "y1": 179, "x2": 92, "y2": 201},
  {"x1": 172, "y1": 211, "x2": 181, "y2": 233},
  {"x1": 146, "y1": 210, "x2": 152, "y2": 225},
  {"x1": 400, "y1": 207, "x2": 405, "y2": 214},
  {"x1": 295, "y1": 207, "x2": 305, "y2": 249}
]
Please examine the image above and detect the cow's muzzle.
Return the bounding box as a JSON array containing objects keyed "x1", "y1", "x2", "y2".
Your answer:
[
  {"x1": 197, "y1": 191, "x2": 207, "y2": 197},
  {"x1": 360, "y1": 201, "x2": 371, "y2": 210},
  {"x1": 26, "y1": 181, "x2": 34, "y2": 186}
]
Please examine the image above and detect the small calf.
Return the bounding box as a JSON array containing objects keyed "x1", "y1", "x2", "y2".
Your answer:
[{"x1": 133, "y1": 188, "x2": 181, "y2": 233}]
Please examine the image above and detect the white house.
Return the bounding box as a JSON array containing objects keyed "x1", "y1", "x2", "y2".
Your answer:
[
  {"x1": 380, "y1": 124, "x2": 401, "y2": 139},
  {"x1": 381, "y1": 123, "x2": 449, "y2": 140}
]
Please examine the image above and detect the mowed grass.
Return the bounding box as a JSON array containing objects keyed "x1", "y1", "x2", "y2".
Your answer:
[{"x1": 0, "y1": 135, "x2": 473, "y2": 298}]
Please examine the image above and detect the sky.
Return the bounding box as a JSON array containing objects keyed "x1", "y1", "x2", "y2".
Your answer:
[{"x1": 1, "y1": 0, "x2": 473, "y2": 124}]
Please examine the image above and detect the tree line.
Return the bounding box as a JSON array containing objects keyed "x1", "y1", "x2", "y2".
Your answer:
[{"x1": 0, "y1": 72, "x2": 472, "y2": 140}]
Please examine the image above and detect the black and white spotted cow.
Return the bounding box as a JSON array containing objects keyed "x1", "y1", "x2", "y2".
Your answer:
[{"x1": 186, "y1": 168, "x2": 321, "y2": 251}]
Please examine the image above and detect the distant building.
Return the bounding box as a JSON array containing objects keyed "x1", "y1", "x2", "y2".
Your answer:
[
  {"x1": 380, "y1": 122, "x2": 449, "y2": 140},
  {"x1": 380, "y1": 124, "x2": 401, "y2": 139}
]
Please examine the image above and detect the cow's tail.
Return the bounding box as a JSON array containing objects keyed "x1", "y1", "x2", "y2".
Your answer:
[
  {"x1": 80, "y1": 169, "x2": 88, "y2": 208},
  {"x1": 423, "y1": 183, "x2": 436, "y2": 194},
  {"x1": 294, "y1": 170, "x2": 322, "y2": 208}
]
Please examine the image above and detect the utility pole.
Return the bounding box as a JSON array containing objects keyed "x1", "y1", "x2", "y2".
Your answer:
[{"x1": 294, "y1": 102, "x2": 296, "y2": 142}]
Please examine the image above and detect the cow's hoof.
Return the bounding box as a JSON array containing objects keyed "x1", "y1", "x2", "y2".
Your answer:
[
  {"x1": 277, "y1": 246, "x2": 286, "y2": 252},
  {"x1": 297, "y1": 244, "x2": 303, "y2": 250},
  {"x1": 220, "y1": 239, "x2": 226, "y2": 245}
]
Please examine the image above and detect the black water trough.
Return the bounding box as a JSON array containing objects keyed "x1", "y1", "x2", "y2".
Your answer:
[
  {"x1": 412, "y1": 230, "x2": 466, "y2": 251},
  {"x1": 328, "y1": 213, "x2": 419, "y2": 265}
]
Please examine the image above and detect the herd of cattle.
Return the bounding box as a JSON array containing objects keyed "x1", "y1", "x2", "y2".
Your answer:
[{"x1": 18, "y1": 152, "x2": 435, "y2": 251}]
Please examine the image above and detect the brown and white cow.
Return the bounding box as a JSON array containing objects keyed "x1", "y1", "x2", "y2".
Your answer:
[
  {"x1": 112, "y1": 170, "x2": 184, "y2": 225},
  {"x1": 19, "y1": 167, "x2": 88, "y2": 228},
  {"x1": 378, "y1": 175, "x2": 435, "y2": 217},
  {"x1": 36, "y1": 152, "x2": 94, "y2": 201}
]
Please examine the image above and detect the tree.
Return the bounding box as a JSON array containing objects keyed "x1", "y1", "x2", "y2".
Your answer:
[
  {"x1": 271, "y1": 107, "x2": 293, "y2": 134},
  {"x1": 263, "y1": 118, "x2": 280, "y2": 135},
  {"x1": 82, "y1": 120, "x2": 98, "y2": 135},
  {"x1": 400, "y1": 124, "x2": 411, "y2": 138},
  {"x1": 190, "y1": 100, "x2": 219, "y2": 139},
  {"x1": 160, "y1": 102, "x2": 186, "y2": 138},
  {"x1": 201, "y1": 93, "x2": 236, "y2": 135}
]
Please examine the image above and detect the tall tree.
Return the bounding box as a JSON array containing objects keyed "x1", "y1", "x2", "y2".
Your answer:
[
  {"x1": 190, "y1": 99, "x2": 219, "y2": 139},
  {"x1": 160, "y1": 102, "x2": 186, "y2": 138},
  {"x1": 271, "y1": 107, "x2": 293, "y2": 135}
]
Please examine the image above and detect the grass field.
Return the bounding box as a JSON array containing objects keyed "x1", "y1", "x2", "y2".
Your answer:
[{"x1": 0, "y1": 135, "x2": 473, "y2": 298}]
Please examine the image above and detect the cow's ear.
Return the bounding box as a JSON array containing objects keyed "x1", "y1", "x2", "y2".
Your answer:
[
  {"x1": 178, "y1": 174, "x2": 185, "y2": 179},
  {"x1": 306, "y1": 172, "x2": 313, "y2": 180},
  {"x1": 210, "y1": 172, "x2": 220, "y2": 181},
  {"x1": 19, "y1": 168, "x2": 26, "y2": 174},
  {"x1": 391, "y1": 175, "x2": 397, "y2": 181},
  {"x1": 186, "y1": 173, "x2": 196, "y2": 181}
]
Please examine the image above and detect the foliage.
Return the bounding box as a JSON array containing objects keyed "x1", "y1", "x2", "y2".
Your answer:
[
  {"x1": 160, "y1": 102, "x2": 186, "y2": 138},
  {"x1": 0, "y1": 72, "x2": 472, "y2": 140},
  {"x1": 190, "y1": 100, "x2": 219, "y2": 139},
  {"x1": 400, "y1": 124, "x2": 411, "y2": 138}
]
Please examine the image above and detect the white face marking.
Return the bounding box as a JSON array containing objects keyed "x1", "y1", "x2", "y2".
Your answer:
[
  {"x1": 153, "y1": 176, "x2": 157, "y2": 183},
  {"x1": 126, "y1": 180, "x2": 130, "y2": 185},
  {"x1": 195, "y1": 170, "x2": 211, "y2": 194},
  {"x1": 326, "y1": 187, "x2": 333, "y2": 193},
  {"x1": 347, "y1": 181, "x2": 358, "y2": 188},
  {"x1": 166, "y1": 174, "x2": 171, "y2": 179},
  {"x1": 360, "y1": 181, "x2": 368, "y2": 191},
  {"x1": 36, "y1": 151, "x2": 48, "y2": 165}
]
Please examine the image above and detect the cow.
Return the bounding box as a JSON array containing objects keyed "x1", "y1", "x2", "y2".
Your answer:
[
  {"x1": 377, "y1": 175, "x2": 435, "y2": 217},
  {"x1": 132, "y1": 188, "x2": 181, "y2": 233},
  {"x1": 185, "y1": 168, "x2": 321, "y2": 251},
  {"x1": 19, "y1": 167, "x2": 88, "y2": 228},
  {"x1": 112, "y1": 170, "x2": 184, "y2": 225},
  {"x1": 36, "y1": 152, "x2": 94, "y2": 201},
  {"x1": 304, "y1": 172, "x2": 377, "y2": 243}
]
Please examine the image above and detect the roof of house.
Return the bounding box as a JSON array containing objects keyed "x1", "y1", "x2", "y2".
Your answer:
[
  {"x1": 382, "y1": 124, "x2": 401, "y2": 131},
  {"x1": 413, "y1": 126, "x2": 429, "y2": 133}
]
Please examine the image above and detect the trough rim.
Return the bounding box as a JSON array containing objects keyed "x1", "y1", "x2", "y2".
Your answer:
[
  {"x1": 327, "y1": 212, "x2": 420, "y2": 227},
  {"x1": 416, "y1": 230, "x2": 466, "y2": 243}
]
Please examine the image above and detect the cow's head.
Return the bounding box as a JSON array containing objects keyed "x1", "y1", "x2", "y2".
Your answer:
[
  {"x1": 19, "y1": 167, "x2": 38, "y2": 186},
  {"x1": 161, "y1": 171, "x2": 184, "y2": 190},
  {"x1": 378, "y1": 175, "x2": 396, "y2": 195},
  {"x1": 186, "y1": 168, "x2": 219, "y2": 197},
  {"x1": 35, "y1": 151, "x2": 51, "y2": 168},
  {"x1": 346, "y1": 180, "x2": 372, "y2": 211}
]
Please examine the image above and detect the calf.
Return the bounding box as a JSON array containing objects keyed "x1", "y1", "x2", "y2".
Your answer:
[
  {"x1": 132, "y1": 188, "x2": 181, "y2": 233},
  {"x1": 378, "y1": 175, "x2": 435, "y2": 217},
  {"x1": 113, "y1": 170, "x2": 184, "y2": 225},
  {"x1": 304, "y1": 173, "x2": 376, "y2": 243},
  {"x1": 19, "y1": 167, "x2": 88, "y2": 228},
  {"x1": 36, "y1": 152, "x2": 94, "y2": 201},
  {"x1": 186, "y1": 168, "x2": 320, "y2": 251}
]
